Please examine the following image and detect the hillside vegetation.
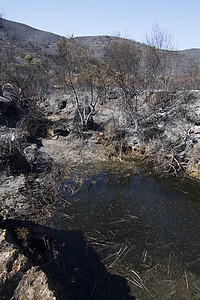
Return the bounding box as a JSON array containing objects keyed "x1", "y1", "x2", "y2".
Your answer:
[{"x1": 0, "y1": 19, "x2": 199, "y2": 177}]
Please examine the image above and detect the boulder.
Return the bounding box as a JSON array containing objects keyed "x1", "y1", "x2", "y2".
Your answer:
[
  {"x1": 49, "y1": 125, "x2": 69, "y2": 137},
  {"x1": 0, "y1": 96, "x2": 11, "y2": 112},
  {"x1": 184, "y1": 91, "x2": 200, "y2": 124},
  {"x1": 0, "y1": 229, "x2": 56, "y2": 300},
  {"x1": 14, "y1": 266, "x2": 56, "y2": 300}
]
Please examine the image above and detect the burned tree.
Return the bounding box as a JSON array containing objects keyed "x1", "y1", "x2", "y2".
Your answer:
[
  {"x1": 105, "y1": 37, "x2": 143, "y2": 131},
  {"x1": 56, "y1": 37, "x2": 106, "y2": 131},
  {"x1": 144, "y1": 23, "x2": 179, "y2": 92}
]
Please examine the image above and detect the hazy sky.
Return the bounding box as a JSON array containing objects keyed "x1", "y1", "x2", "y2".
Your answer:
[{"x1": 1, "y1": 0, "x2": 199, "y2": 50}]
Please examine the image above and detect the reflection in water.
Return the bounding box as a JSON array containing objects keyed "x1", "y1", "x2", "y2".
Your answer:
[{"x1": 51, "y1": 162, "x2": 200, "y2": 298}]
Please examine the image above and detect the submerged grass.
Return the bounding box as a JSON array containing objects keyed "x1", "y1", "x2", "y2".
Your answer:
[
  {"x1": 52, "y1": 161, "x2": 200, "y2": 299},
  {"x1": 82, "y1": 225, "x2": 200, "y2": 299}
]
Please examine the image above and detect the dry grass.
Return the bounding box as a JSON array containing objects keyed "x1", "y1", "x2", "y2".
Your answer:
[{"x1": 83, "y1": 227, "x2": 200, "y2": 299}]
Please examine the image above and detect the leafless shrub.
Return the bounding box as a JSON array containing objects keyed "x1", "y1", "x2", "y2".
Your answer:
[
  {"x1": 17, "y1": 102, "x2": 51, "y2": 139},
  {"x1": 186, "y1": 145, "x2": 200, "y2": 179},
  {"x1": 0, "y1": 137, "x2": 30, "y2": 175},
  {"x1": 100, "y1": 120, "x2": 129, "y2": 158},
  {"x1": 146, "y1": 129, "x2": 196, "y2": 177}
]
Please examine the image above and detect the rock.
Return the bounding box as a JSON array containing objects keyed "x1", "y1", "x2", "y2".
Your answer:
[
  {"x1": 190, "y1": 125, "x2": 200, "y2": 142},
  {"x1": 0, "y1": 96, "x2": 12, "y2": 121},
  {"x1": 184, "y1": 91, "x2": 200, "y2": 124},
  {"x1": 125, "y1": 131, "x2": 141, "y2": 147},
  {"x1": 48, "y1": 125, "x2": 69, "y2": 137},
  {"x1": 0, "y1": 229, "x2": 56, "y2": 300},
  {"x1": 0, "y1": 229, "x2": 28, "y2": 275},
  {"x1": 0, "y1": 127, "x2": 29, "y2": 174},
  {"x1": 42, "y1": 93, "x2": 72, "y2": 113},
  {"x1": 0, "y1": 175, "x2": 29, "y2": 219},
  {"x1": 107, "y1": 90, "x2": 119, "y2": 99},
  {"x1": 0, "y1": 229, "x2": 29, "y2": 299},
  {"x1": 187, "y1": 145, "x2": 200, "y2": 179},
  {"x1": 58, "y1": 100, "x2": 67, "y2": 110},
  {"x1": 23, "y1": 144, "x2": 38, "y2": 164},
  {"x1": 0, "y1": 96, "x2": 11, "y2": 104},
  {"x1": 14, "y1": 266, "x2": 56, "y2": 300}
]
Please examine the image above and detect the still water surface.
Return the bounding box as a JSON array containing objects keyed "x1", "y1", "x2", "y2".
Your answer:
[{"x1": 50, "y1": 161, "x2": 200, "y2": 296}]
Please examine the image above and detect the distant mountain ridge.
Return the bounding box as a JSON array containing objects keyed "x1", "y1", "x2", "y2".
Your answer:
[
  {"x1": 1, "y1": 19, "x2": 61, "y2": 43},
  {"x1": 0, "y1": 18, "x2": 200, "y2": 63},
  {"x1": 179, "y1": 48, "x2": 200, "y2": 60}
]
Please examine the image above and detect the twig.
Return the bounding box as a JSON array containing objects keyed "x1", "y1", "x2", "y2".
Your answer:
[
  {"x1": 145, "y1": 264, "x2": 159, "y2": 274},
  {"x1": 125, "y1": 277, "x2": 143, "y2": 289},
  {"x1": 58, "y1": 196, "x2": 72, "y2": 206},
  {"x1": 131, "y1": 269, "x2": 143, "y2": 282},
  {"x1": 89, "y1": 280, "x2": 97, "y2": 299},
  {"x1": 185, "y1": 270, "x2": 189, "y2": 294},
  {"x1": 99, "y1": 252, "x2": 118, "y2": 263},
  {"x1": 127, "y1": 266, "x2": 152, "y2": 295},
  {"x1": 109, "y1": 244, "x2": 129, "y2": 268},
  {"x1": 167, "y1": 253, "x2": 171, "y2": 275},
  {"x1": 126, "y1": 276, "x2": 152, "y2": 296},
  {"x1": 110, "y1": 219, "x2": 126, "y2": 224},
  {"x1": 93, "y1": 228, "x2": 106, "y2": 237},
  {"x1": 193, "y1": 283, "x2": 200, "y2": 292},
  {"x1": 109, "y1": 230, "x2": 116, "y2": 237},
  {"x1": 142, "y1": 249, "x2": 148, "y2": 262}
]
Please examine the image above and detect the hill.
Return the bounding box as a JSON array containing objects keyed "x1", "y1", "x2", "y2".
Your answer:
[
  {"x1": 179, "y1": 48, "x2": 200, "y2": 60},
  {"x1": 1, "y1": 18, "x2": 61, "y2": 43},
  {"x1": 1, "y1": 18, "x2": 200, "y2": 62}
]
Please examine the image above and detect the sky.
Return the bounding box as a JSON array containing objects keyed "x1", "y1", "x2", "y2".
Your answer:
[{"x1": 0, "y1": 0, "x2": 199, "y2": 50}]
